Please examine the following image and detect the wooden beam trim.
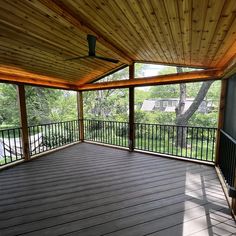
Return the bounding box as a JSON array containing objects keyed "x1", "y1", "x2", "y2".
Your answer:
[
  {"x1": 0, "y1": 68, "x2": 223, "y2": 92},
  {"x1": 39, "y1": 0, "x2": 132, "y2": 64},
  {"x1": 77, "y1": 69, "x2": 223, "y2": 91},
  {"x1": 0, "y1": 75, "x2": 76, "y2": 90},
  {"x1": 0, "y1": 69, "x2": 77, "y2": 90},
  {"x1": 0, "y1": 66, "x2": 75, "y2": 83}
]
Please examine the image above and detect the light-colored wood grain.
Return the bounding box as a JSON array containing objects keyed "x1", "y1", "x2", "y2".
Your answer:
[{"x1": 0, "y1": 0, "x2": 235, "y2": 86}]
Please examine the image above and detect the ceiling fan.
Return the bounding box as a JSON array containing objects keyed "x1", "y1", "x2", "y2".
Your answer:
[{"x1": 66, "y1": 35, "x2": 119, "y2": 63}]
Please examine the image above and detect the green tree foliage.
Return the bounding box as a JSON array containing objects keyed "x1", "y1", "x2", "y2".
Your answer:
[
  {"x1": 135, "y1": 89, "x2": 150, "y2": 109},
  {"x1": 49, "y1": 91, "x2": 77, "y2": 122},
  {"x1": 149, "y1": 84, "x2": 179, "y2": 98},
  {"x1": 135, "y1": 110, "x2": 176, "y2": 124},
  {"x1": 84, "y1": 89, "x2": 129, "y2": 121},
  {"x1": 25, "y1": 86, "x2": 62, "y2": 125},
  {"x1": 83, "y1": 67, "x2": 130, "y2": 121},
  {"x1": 0, "y1": 84, "x2": 19, "y2": 126},
  {"x1": 0, "y1": 64, "x2": 221, "y2": 129},
  {"x1": 0, "y1": 84, "x2": 77, "y2": 127},
  {"x1": 135, "y1": 65, "x2": 221, "y2": 127}
]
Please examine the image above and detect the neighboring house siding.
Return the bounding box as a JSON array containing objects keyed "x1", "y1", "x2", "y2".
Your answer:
[{"x1": 141, "y1": 99, "x2": 217, "y2": 113}]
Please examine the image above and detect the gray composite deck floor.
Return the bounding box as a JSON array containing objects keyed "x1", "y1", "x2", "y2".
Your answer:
[{"x1": 0, "y1": 143, "x2": 235, "y2": 236}]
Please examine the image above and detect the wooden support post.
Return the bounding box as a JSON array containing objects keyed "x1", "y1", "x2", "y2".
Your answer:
[
  {"x1": 17, "y1": 85, "x2": 30, "y2": 161},
  {"x1": 215, "y1": 79, "x2": 228, "y2": 165},
  {"x1": 129, "y1": 63, "x2": 135, "y2": 151},
  {"x1": 77, "y1": 91, "x2": 84, "y2": 142}
]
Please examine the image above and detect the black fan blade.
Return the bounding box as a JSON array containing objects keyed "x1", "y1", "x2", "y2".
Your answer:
[
  {"x1": 65, "y1": 56, "x2": 90, "y2": 61},
  {"x1": 87, "y1": 34, "x2": 96, "y2": 56},
  {"x1": 95, "y1": 56, "x2": 119, "y2": 63}
]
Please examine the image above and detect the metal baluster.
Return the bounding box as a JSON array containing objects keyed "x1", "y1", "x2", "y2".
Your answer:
[
  {"x1": 195, "y1": 128, "x2": 199, "y2": 159},
  {"x1": 159, "y1": 125, "x2": 162, "y2": 153},
  {"x1": 13, "y1": 128, "x2": 17, "y2": 160},
  {"x1": 212, "y1": 129, "x2": 216, "y2": 162},
  {"x1": 172, "y1": 126, "x2": 174, "y2": 155},
  {"x1": 186, "y1": 127, "x2": 188, "y2": 158},
  {"x1": 190, "y1": 127, "x2": 193, "y2": 158},
  {"x1": 200, "y1": 128, "x2": 204, "y2": 160}
]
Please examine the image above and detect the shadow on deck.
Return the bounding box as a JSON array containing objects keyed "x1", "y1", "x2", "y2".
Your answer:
[{"x1": 0, "y1": 143, "x2": 235, "y2": 236}]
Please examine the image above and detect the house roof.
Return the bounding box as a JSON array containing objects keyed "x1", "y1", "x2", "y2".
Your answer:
[
  {"x1": 0, "y1": 1, "x2": 236, "y2": 89},
  {"x1": 141, "y1": 100, "x2": 156, "y2": 111}
]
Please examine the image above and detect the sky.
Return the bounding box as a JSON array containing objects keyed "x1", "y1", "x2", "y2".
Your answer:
[{"x1": 136, "y1": 64, "x2": 169, "y2": 91}]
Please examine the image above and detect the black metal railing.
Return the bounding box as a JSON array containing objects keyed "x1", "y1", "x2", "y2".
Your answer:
[
  {"x1": 0, "y1": 120, "x2": 79, "y2": 166},
  {"x1": 28, "y1": 120, "x2": 79, "y2": 156},
  {"x1": 0, "y1": 128, "x2": 23, "y2": 166},
  {"x1": 218, "y1": 130, "x2": 236, "y2": 190},
  {"x1": 135, "y1": 123, "x2": 217, "y2": 162},
  {"x1": 83, "y1": 119, "x2": 129, "y2": 147},
  {"x1": 83, "y1": 119, "x2": 216, "y2": 162},
  {"x1": 0, "y1": 119, "x2": 217, "y2": 167}
]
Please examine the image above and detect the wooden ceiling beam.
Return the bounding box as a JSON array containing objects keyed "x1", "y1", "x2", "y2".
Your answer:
[
  {"x1": 0, "y1": 66, "x2": 223, "y2": 91},
  {"x1": 77, "y1": 69, "x2": 223, "y2": 91},
  {"x1": 38, "y1": 0, "x2": 132, "y2": 65},
  {"x1": 0, "y1": 67, "x2": 76, "y2": 90}
]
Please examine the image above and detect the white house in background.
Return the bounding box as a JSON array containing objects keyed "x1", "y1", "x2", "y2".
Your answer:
[
  {"x1": 141, "y1": 100, "x2": 156, "y2": 111},
  {"x1": 141, "y1": 98, "x2": 217, "y2": 113}
]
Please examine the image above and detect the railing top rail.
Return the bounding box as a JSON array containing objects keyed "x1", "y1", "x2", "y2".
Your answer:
[
  {"x1": 134, "y1": 122, "x2": 217, "y2": 130},
  {"x1": 0, "y1": 127, "x2": 21, "y2": 132},
  {"x1": 27, "y1": 120, "x2": 78, "y2": 128},
  {"x1": 83, "y1": 119, "x2": 217, "y2": 129},
  {"x1": 1, "y1": 119, "x2": 217, "y2": 131},
  {"x1": 83, "y1": 118, "x2": 128, "y2": 124},
  {"x1": 220, "y1": 129, "x2": 236, "y2": 145}
]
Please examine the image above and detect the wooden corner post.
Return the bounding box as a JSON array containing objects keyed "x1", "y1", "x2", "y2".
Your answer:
[
  {"x1": 129, "y1": 63, "x2": 135, "y2": 151},
  {"x1": 77, "y1": 91, "x2": 84, "y2": 142},
  {"x1": 215, "y1": 79, "x2": 228, "y2": 165},
  {"x1": 17, "y1": 85, "x2": 30, "y2": 161}
]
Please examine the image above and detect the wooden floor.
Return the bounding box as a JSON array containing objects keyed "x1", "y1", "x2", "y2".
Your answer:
[{"x1": 0, "y1": 143, "x2": 235, "y2": 236}]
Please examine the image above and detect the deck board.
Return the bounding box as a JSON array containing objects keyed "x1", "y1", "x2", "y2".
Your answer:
[{"x1": 0, "y1": 143, "x2": 235, "y2": 236}]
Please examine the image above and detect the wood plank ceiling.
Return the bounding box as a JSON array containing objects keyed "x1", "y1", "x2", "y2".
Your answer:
[{"x1": 0, "y1": 0, "x2": 236, "y2": 89}]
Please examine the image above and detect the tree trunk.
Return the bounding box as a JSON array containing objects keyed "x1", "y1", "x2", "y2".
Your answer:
[
  {"x1": 175, "y1": 68, "x2": 187, "y2": 147},
  {"x1": 175, "y1": 67, "x2": 214, "y2": 148},
  {"x1": 179, "y1": 80, "x2": 214, "y2": 121}
]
